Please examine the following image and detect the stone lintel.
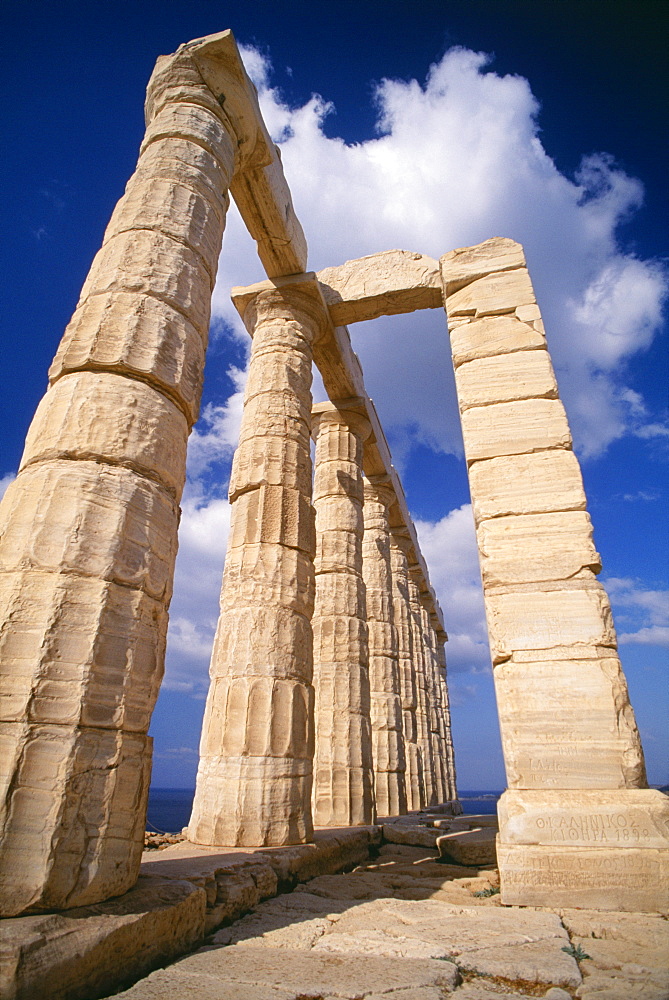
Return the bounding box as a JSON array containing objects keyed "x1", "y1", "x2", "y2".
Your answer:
[
  {"x1": 184, "y1": 31, "x2": 307, "y2": 276},
  {"x1": 317, "y1": 249, "x2": 442, "y2": 326}
]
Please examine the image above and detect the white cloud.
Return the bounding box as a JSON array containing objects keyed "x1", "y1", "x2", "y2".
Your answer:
[
  {"x1": 209, "y1": 43, "x2": 667, "y2": 462},
  {"x1": 619, "y1": 626, "x2": 669, "y2": 647},
  {"x1": 0, "y1": 473, "x2": 16, "y2": 501},
  {"x1": 415, "y1": 505, "x2": 490, "y2": 674},
  {"x1": 605, "y1": 577, "x2": 669, "y2": 647},
  {"x1": 185, "y1": 366, "x2": 247, "y2": 479},
  {"x1": 163, "y1": 492, "x2": 231, "y2": 694},
  {"x1": 166, "y1": 41, "x2": 668, "y2": 702}
]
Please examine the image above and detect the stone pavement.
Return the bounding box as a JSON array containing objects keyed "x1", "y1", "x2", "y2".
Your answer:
[{"x1": 113, "y1": 834, "x2": 669, "y2": 1000}]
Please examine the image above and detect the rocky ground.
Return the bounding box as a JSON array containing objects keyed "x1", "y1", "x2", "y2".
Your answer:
[
  {"x1": 144, "y1": 831, "x2": 186, "y2": 851},
  {"x1": 113, "y1": 832, "x2": 669, "y2": 1000}
]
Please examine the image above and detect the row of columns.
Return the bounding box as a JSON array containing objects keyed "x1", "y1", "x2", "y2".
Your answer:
[{"x1": 188, "y1": 325, "x2": 458, "y2": 845}]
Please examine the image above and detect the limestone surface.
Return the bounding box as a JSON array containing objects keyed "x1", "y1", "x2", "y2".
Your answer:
[
  {"x1": 317, "y1": 249, "x2": 441, "y2": 326},
  {"x1": 0, "y1": 876, "x2": 205, "y2": 1000},
  {"x1": 189, "y1": 282, "x2": 323, "y2": 848},
  {"x1": 441, "y1": 237, "x2": 662, "y2": 912},
  {"x1": 363, "y1": 478, "x2": 407, "y2": 817},
  {"x1": 437, "y1": 827, "x2": 498, "y2": 866},
  {"x1": 311, "y1": 403, "x2": 374, "y2": 827}
]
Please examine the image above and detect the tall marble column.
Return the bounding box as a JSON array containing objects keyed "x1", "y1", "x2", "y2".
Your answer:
[
  {"x1": 311, "y1": 403, "x2": 375, "y2": 827},
  {"x1": 188, "y1": 279, "x2": 323, "y2": 847},
  {"x1": 441, "y1": 236, "x2": 668, "y2": 911},
  {"x1": 363, "y1": 479, "x2": 407, "y2": 817},
  {"x1": 0, "y1": 44, "x2": 237, "y2": 916},
  {"x1": 389, "y1": 530, "x2": 423, "y2": 811},
  {"x1": 408, "y1": 567, "x2": 436, "y2": 808}
]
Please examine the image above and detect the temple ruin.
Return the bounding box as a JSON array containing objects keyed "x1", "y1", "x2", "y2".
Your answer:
[{"x1": 0, "y1": 28, "x2": 667, "y2": 926}]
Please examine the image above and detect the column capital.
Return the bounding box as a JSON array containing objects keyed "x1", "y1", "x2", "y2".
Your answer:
[
  {"x1": 311, "y1": 399, "x2": 372, "y2": 441},
  {"x1": 232, "y1": 273, "x2": 328, "y2": 343},
  {"x1": 389, "y1": 526, "x2": 415, "y2": 559},
  {"x1": 363, "y1": 475, "x2": 396, "y2": 510}
]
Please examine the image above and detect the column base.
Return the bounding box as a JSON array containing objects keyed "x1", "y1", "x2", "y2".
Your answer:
[
  {"x1": 497, "y1": 788, "x2": 669, "y2": 912},
  {"x1": 188, "y1": 755, "x2": 313, "y2": 847}
]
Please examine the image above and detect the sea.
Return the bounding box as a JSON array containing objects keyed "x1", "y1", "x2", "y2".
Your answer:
[{"x1": 146, "y1": 788, "x2": 503, "y2": 834}]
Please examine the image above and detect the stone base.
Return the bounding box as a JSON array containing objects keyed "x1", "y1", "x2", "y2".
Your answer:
[
  {"x1": 497, "y1": 788, "x2": 669, "y2": 912},
  {"x1": 437, "y1": 826, "x2": 498, "y2": 866},
  {"x1": 498, "y1": 841, "x2": 669, "y2": 912},
  {"x1": 0, "y1": 826, "x2": 381, "y2": 1000},
  {"x1": 0, "y1": 875, "x2": 205, "y2": 1000}
]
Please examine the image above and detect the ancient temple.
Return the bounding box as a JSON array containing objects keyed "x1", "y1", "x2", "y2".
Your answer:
[{"x1": 0, "y1": 29, "x2": 666, "y2": 921}]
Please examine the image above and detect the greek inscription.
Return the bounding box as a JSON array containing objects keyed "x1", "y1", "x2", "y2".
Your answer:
[{"x1": 531, "y1": 812, "x2": 652, "y2": 844}]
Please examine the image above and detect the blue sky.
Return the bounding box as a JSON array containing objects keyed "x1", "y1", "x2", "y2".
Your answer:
[{"x1": 1, "y1": 1, "x2": 667, "y2": 790}]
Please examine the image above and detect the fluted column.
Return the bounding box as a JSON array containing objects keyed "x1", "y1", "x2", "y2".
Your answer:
[
  {"x1": 311, "y1": 403, "x2": 374, "y2": 827},
  {"x1": 0, "y1": 45, "x2": 236, "y2": 916},
  {"x1": 420, "y1": 600, "x2": 446, "y2": 805},
  {"x1": 407, "y1": 568, "x2": 435, "y2": 808},
  {"x1": 188, "y1": 280, "x2": 323, "y2": 847},
  {"x1": 363, "y1": 478, "x2": 407, "y2": 817},
  {"x1": 389, "y1": 529, "x2": 423, "y2": 811},
  {"x1": 434, "y1": 622, "x2": 458, "y2": 804}
]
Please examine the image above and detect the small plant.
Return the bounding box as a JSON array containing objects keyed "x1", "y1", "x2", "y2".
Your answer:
[
  {"x1": 473, "y1": 885, "x2": 500, "y2": 897},
  {"x1": 562, "y1": 943, "x2": 591, "y2": 961}
]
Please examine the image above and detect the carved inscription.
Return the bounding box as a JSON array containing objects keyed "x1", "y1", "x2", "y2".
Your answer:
[
  {"x1": 498, "y1": 844, "x2": 669, "y2": 911},
  {"x1": 531, "y1": 811, "x2": 653, "y2": 844}
]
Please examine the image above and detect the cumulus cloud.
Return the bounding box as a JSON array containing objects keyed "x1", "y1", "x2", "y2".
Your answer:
[
  {"x1": 209, "y1": 43, "x2": 668, "y2": 460},
  {"x1": 162, "y1": 490, "x2": 231, "y2": 693},
  {"x1": 167, "y1": 41, "x2": 668, "y2": 702},
  {"x1": 415, "y1": 505, "x2": 490, "y2": 674}
]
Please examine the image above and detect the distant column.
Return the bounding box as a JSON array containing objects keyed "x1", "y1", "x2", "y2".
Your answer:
[
  {"x1": 441, "y1": 236, "x2": 668, "y2": 912},
  {"x1": 420, "y1": 600, "x2": 447, "y2": 804},
  {"x1": 434, "y1": 622, "x2": 459, "y2": 804},
  {"x1": 0, "y1": 44, "x2": 237, "y2": 916},
  {"x1": 311, "y1": 402, "x2": 375, "y2": 827},
  {"x1": 407, "y1": 568, "x2": 435, "y2": 808},
  {"x1": 188, "y1": 279, "x2": 323, "y2": 847},
  {"x1": 389, "y1": 529, "x2": 423, "y2": 811},
  {"x1": 363, "y1": 478, "x2": 407, "y2": 817}
]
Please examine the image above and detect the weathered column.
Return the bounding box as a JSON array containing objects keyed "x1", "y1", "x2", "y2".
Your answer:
[
  {"x1": 389, "y1": 530, "x2": 423, "y2": 811},
  {"x1": 310, "y1": 402, "x2": 374, "y2": 827},
  {"x1": 434, "y1": 622, "x2": 459, "y2": 804},
  {"x1": 421, "y1": 603, "x2": 448, "y2": 804},
  {"x1": 441, "y1": 236, "x2": 669, "y2": 912},
  {"x1": 188, "y1": 277, "x2": 323, "y2": 847},
  {"x1": 363, "y1": 478, "x2": 407, "y2": 817},
  {"x1": 407, "y1": 568, "x2": 435, "y2": 808},
  {"x1": 0, "y1": 43, "x2": 239, "y2": 916}
]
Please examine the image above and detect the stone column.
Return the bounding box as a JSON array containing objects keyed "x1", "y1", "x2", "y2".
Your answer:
[
  {"x1": 421, "y1": 604, "x2": 448, "y2": 804},
  {"x1": 408, "y1": 568, "x2": 436, "y2": 808},
  {"x1": 389, "y1": 530, "x2": 423, "y2": 811},
  {"x1": 311, "y1": 403, "x2": 374, "y2": 827},
  {"x1": 188, "y1": 279, "x2": 323, "y2": 847},
  {"x1": 419, "y1": 595, "x2": 445, "y2": 807},
  {"x1": 362, "y1": 478, "x2": 407, "y2": 817},
  {"x1": 0, "y1": 45, "x2": 236, "y2": 916},
  {"x1": 441, "y1": 237, "x2": 669, "y2": 912},
  {"x1": 434, "y1": 623, "x2": 459, "y2": 804}
]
